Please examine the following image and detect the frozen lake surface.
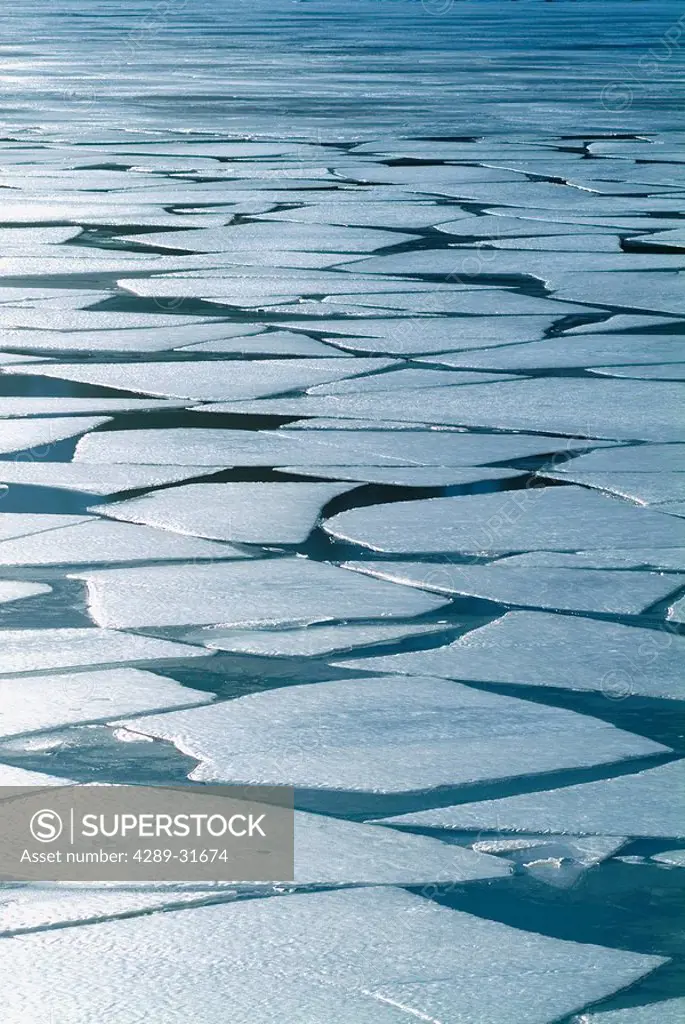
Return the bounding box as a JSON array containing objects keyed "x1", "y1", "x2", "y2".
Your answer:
[{"x1": 0, "y1": 0, "x2": 683, "y2": 1020}]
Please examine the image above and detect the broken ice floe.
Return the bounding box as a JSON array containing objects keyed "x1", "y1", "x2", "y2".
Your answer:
[
  {"x1": 0, "y1": 629, "x2": 210, "y2": 676},
  {"x1": 191, "y1": 622, "x2": 451, "y2": 658},
  {"x1": 118, "y1": 676, "x2": 665, "y2": 791},
  {"x1": 74, "y1": 558, "x2": 448, "y2": 629},
  {"x1": 0, "y1": 463, "x2": 224, "y2": 496},
  {"x1": 324, "y1": 486, "x2": 685, "y2": 554},
  {"x1": 0, "y1": 887, "x2": 664, "y2": 1024},
  {"x1": 0, "y1": 417, "x2": 109, "y2": 456},
  {"x1": 0, "y1": 668, "x2": 211, "y2": 739},
  {"x1": 0, "y1": 519, "x2": 248, "y2": 567},
  {"x1": 73, "y1": 426, "x2": 596, "y2": 467},
  {"x1": 338, "y1": 611, "x2": 685, "y2": 701},
  {"x1": 8, "y1": 358, "x2": 395, "y2": 401},
  {"x1": 91, "y1": 482, "x2": 356, "y2": 544},
  {"x1": 342, "y1": 562, "x2": 681, "y2": 614},
  {"x1": 380, "y1": 761, "x2": 685, "y2": 839},
  {"x1": 208, "y1": 379, "x2": 685, "y2": 441}
]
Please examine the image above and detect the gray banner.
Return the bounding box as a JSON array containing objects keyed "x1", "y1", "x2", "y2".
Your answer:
[{"x1": 0, "y1": 784, "x2": 294, "y2": 882}]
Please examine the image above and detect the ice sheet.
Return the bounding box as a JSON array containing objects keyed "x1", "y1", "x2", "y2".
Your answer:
[
  {"x1": 497, "y1": 549, "x2": 685, "y2": 571},
  {"x1": 181, "y1": 330, "x2": 345, "y2": 357},
  {"x1": 343, "y1": 562, "x2": 681, "y2": 614},
  {"x1": 9, "y1": 358, "x2": 396, "y2": 401},
  {"x1": 0, "y1": 519, "x2": 248, "y2": 567},
  {"x1": 0, "y1": 668, "x2": 211, "y2": 739},
  {"x1": 0, "y1": 417, "x2": 109, "y2": 455},
  {"x1": 0, "y1": 322, "x2": 262, "y2": 354},
  {"x1": 74, "y1": 425, "x2": 601, "y2": 467},
  {"x1": 540, "y1": 470, "x2": 685, "y2": 506},
  {"x1": 194, "y1": 622, "x2": 450, "y2": 657},
  {"x1": 207, "y1": 379, "x2": 685, "y2": 440},
  {"x1": 324, "y1": 486, "x2": 685, "y2": 553},
  {"x1": 0, "y1": 629, "x2": 209, "y2": 676},
  {"x1": 0, "y1": 887, "x2": 664, "y2": 1024},
  {"x1": 553, "y1": 444, "x2": 684, "y2": 474},
  {"x1": 0, "y1": 463, "x2": 224, "y2": 496},
  {"x1": 590, "y1": 364, "x2": 685, "y2": 381},
  {"x1": 421, "y1": 334, "x2": 685, "y2": 370},
  {"x1": 0, "y1": 514, "x2": 89, "y2": 543},
  {"x1": 340, "y1": 611, "x2": 685, "y2": 701},
  {"x1": 74, "y1": 558, "x2": 448, "y2": 629},
  {"x1": 92, "y1": 482, "x2": 356, "y2": 544},
  {"x1": 0, "y1": 399, "x2": 184, "y2": 418},
  {"x1": 380, "y1": 762, "x2": 685, "y2": 839},
  {"x1": 119, "y1": 676, "x2": 665, "y2": 791},
  {"x1": 118, "y1": 221, "x2": 418, "y2": 253}
]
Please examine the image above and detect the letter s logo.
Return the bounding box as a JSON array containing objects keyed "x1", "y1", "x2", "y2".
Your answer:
[{"x1": 30, "y1": 809, "x2": 63, "y2": 843}]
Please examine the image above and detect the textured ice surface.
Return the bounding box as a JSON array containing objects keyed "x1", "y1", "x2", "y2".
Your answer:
[
  {"x1": 555, "y1": 272, "x2": 685, "y2": 316},
  {"x1": 498, "y1": 549, "x2": 685, "y2": 571},
  {"x1": 0, "y1": 581, "x2": 51, "y2": 605},
  {"x1": 120, "y1": 676, "x2": 665, "y2": 790},
  {"x1": 0, "y1": 668, "x2": 211, "y2": 739},
  {"x1": 282, "y1": 315, "x2": 561, "y2": 356},
  {"x1": 92, "y1": 482, "x2": 356, "y2": 544},
  {"x1": 5, "y1": 358, "x2": 395, "y2": 401},
  {"x1": 0, "y1": 311, "x2": 217, "y2": 331},
  {"x1": 0, "y1": 764, "x2": 73, "y2": 787},
  {"x1": 345, "y1": 248, "x2": 684, "y2": 279},
  {"x1": 423, "y1": 334, "x2": 685, "y2": 370},
  {"x1": 324, "y1": 289, "x2": 579, "y2": 316},
  {"x1": 291, "y1": 812, "x2": 510, "y2": 884},
  {"x1": 343, "y1": 562, "x2": 680, "y2": 614},
  {"x1": 75, "y1": 558, "x2": 447, "y2": 629},
  {"x1": 0, "y1": 519, "x2": 247, "y2": 567},
  {"x1": 552, "y1": 444, "x2": 685, "y2": 474},
  {"x1": 540, "y1": 470, "x2": 685, "y2": 506},
  {"x1": 309, "y1": 368, "x2": 517, "y2": 394},
  {"x1": 74, "y1": 425, "x2": 595, "y2": 467},
  {"x1": 580, "y1": 1001, "x2": 685, "y2": 1023},
  {"x1": 0, "y1": 417, "x2": 108, "y2": 455},
  {"x1": 276, "y1": 465, "x2": 526, "y2": 487},
  {"x1": 325, "y1": 486, "x2": 685, "y2": 553},
  {"x1": 194, "y1": 622, "x2": 450, "y2": 657},
  {"x1": 0, "y1": 399, "x2": 184, "y2": 418},
  {"x1": 382, "y1": 762, "x2": 685, "y2": 839},
  {"x1": 119, "y1": 221, "x2": 418, "y2": 252},
  {"x1": 259, "y1": 201, "x2": 456, "y2": 228},
  {"x1": 566, "y1": 315, "x2": 679, "y2": 335},
  {"x1": 0, "y1": 323, "x2": 258, "y2": 354},
  {"x1": 590, "y1": 364, "x2": 685, "y2": 381},
  {"x1": 0, "y1": 463, "x2": 223, "y2": 496},
  {"x1": 182, "y1": 330, "x2": 344, "y2": 357},
  {"x1": 0, "y1": 629, "x2": 209, "y2": 676},
  {"x1": 0, "y1": 887, "x2": 664, "y2": 1024},
  {"x1": 216, "y1": 379, "x2": 685, "y2": 440},
  {"x1": 652, "y1": 850, "x2": 685, "y2": 868},
  {"x1": 0, "y1": 514, "x2": 89, "y2": 542},
  {"x1": 471, "y1": 835, "x2": 626, "y2": 866},
  {"x1": 339, "y1": 611, "x2": 685, "y2": 701}
]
